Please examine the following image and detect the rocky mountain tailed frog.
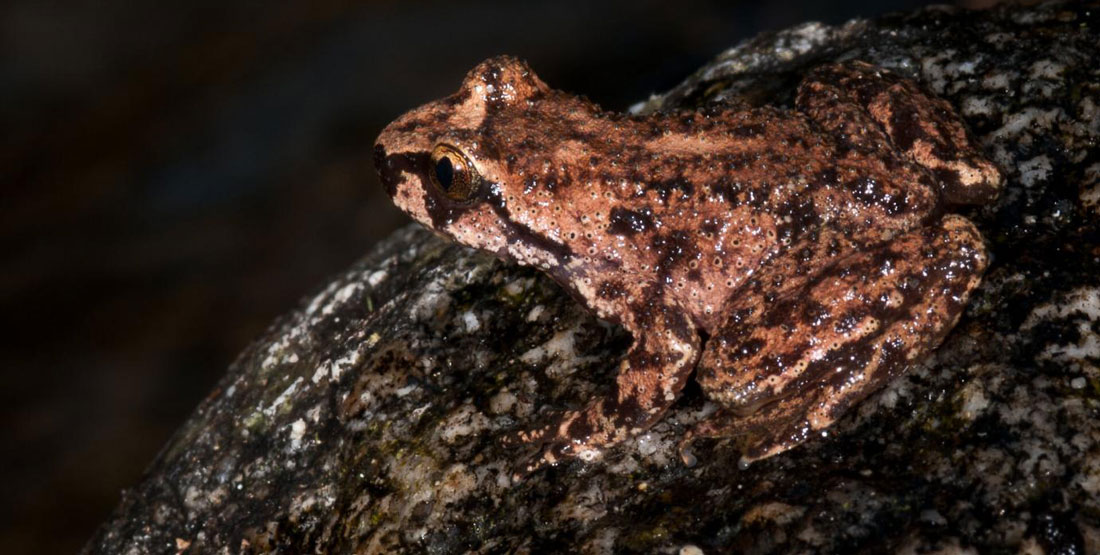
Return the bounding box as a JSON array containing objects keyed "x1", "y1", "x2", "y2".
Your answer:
[{"x1": 373, "y1": 56, "x2": 1001, "y2": 475}]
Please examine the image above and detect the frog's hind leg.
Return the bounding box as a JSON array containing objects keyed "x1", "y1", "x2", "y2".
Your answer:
[
  {"x1": 686, "y1": 215, "x2": 988, "y2": 464},
  {"x1": 510, "y1": 301, "x2": 701, "y2": 478},
  {"x1": 797, "y1": 61, "x2": 1002, "y2": 205}
]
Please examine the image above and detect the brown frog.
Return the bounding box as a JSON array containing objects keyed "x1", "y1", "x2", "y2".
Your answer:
[{"x1": 373, "y1": 56, "x2": 1002, "y2": 475}]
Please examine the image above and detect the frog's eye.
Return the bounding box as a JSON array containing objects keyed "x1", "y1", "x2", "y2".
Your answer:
[{"x1": 429, "y1": 144, "x2": 479, "y2": 201}]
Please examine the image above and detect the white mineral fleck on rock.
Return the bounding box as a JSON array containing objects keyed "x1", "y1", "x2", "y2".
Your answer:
[
  {"x1": 461, "y1": 310, "x2": 480, "y2": 332},
  {"x1": 289, "y1": 419, "x2": 306, "y2": 450},
  {"x1": 635, "y1": 432, "x2": 660, "y2": 456},
  {"x1": 1029, "y1": 59, "x2": 1065, "y2": 79},
  {"x1": 261, "y1": 333, "x2": 295, "y2": 371},
  {"x1": 437, "y1": 464, "x2": 477, "y2": 506},
  {"x1": 488, "y1": 389, "x2": 516, "y2": 414},
  {"x1": 410, "y1": 281, "x2": 448, "y2": 322},
  {"x1": 367, "y1": 269, "x2": 388, "y2": 287},
  {"x1": 1023, "y1": 286, "x2": 1100, "y2": 368},
  {"x1": 325, "y1": 283, "x2": 361, "y2": 315},
  {"x1": 311, "y1": 362, "x2": 330, "y2": 384},
  {"x1": 526, "y1": 304, "x2": 545, "y2": 322},
  {"x1": 264, "y1": 377, "x2": 304, "y2": 417},
  {"x1": 313, "y1": 347, "x2": 363, "y2": 384},
  {"x1": 959, "y1": 383, "x2": 990, "y2": 420},
  {"x1": 439, "y1": 404, "x2": 491, "y2": 444},
  {"x1": 519, "y1": 325, "x2": 604, "y2": 379},
  {"x1": 961, "y1": 95, "x2": 995, "y2": 116},
  {"x1": 305, "y1": 279, "x2": 342, "y2": 316},
  {"x1": 1018, "y1": 155, "x2": 1053, "y2": 187},
  {"x1": 993, "y1": 107, "x2": 1063, "y2": 140},
  {"x1": 504, "y1": 278, "x2": 530, "y2": 296}
]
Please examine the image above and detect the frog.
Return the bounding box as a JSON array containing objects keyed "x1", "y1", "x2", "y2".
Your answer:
[{"x1": 373, "y1": 55, "x2": 1002, "y2": 476}]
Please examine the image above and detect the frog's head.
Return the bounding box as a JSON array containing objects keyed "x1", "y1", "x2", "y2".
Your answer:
[{"x1": 374, "y1": 55, "x2": 599, "y2": 270}]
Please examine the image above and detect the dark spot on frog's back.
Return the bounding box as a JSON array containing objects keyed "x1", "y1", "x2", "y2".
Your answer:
[
  {"x1": 736, "y1": 338, "x2": 765, "y2": 361},
  {"x1": 651, "y1": 230, "x2": 696, "y2": 275},
  {"x1": 607, "y1": 207, "x2": 654, "y2": 235},
  {"x1": 798, "y1": 300, "x2": 831, "y2": 327},
  {"x1": 775, "y1": 196, "x2": 819, "y2": 236},
  {"x1": 649, "y1": 177, "x2": 695, "y2": 202}
]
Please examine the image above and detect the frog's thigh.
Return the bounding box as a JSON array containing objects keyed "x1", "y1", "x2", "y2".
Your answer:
[
  {"x1": 517, "y1": 303, "x2": 701, "y2": 474},
  {"x1": 798, "y1": 61, "x2": 1002, "y2": 205},
  {"x1": 692, "y1": 215, "x2": 988, "y2": 461}
]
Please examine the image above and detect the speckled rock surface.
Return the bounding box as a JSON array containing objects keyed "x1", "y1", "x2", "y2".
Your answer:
[{"x1": 85, "y1": 1, "x2": 1100, "y2": 553}]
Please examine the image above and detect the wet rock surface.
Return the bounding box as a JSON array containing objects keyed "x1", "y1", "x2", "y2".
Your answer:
[{"x1": 86, "y1": 1, "x2": 1100, "y2": 552}]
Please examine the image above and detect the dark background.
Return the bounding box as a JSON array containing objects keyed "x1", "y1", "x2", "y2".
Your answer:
[{"x1": 1, "y1": 1, "x2": 988, "y2": 552}]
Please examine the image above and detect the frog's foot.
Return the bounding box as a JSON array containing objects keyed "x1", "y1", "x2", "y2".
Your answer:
[
  {"x1": 798, "y1": 61, "x2": 1003, "y2": 205},
  {"x1": 508, "y1": 306, "x2": 701, "y2": 479},
  {"x1": 679, "y1": 408, "x2": 784, "y2": 467},
  {"x1": 506, "y1": 399, "x2": 628, "y2": 479},
  {"x1": 680, "y1": 400, "x2": 828, "y2": 467},
  {"x1": 692, "y1": 215, "x2": 989, "y2": 465}
]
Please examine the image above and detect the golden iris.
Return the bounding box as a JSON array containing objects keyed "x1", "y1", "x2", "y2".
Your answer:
[{"x1": 429, "y1": 144, "x2": 479, "y2": 201}]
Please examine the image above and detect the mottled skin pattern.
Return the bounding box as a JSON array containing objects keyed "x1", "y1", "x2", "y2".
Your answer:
[{"x1": 373, "y1": 56, "x2": 1002, "y2": 475}]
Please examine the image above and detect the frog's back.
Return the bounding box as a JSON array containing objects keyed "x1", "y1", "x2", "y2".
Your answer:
[{"x1": 503, "y1": 105, "x2": 849, "y2": 329}]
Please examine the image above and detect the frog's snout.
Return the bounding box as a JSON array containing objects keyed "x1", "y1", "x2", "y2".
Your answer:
[
  {"x1": 372, "y1": 145, "x2": 402, "y2": 198},
  {"x1": 372, "y1": 143, "x2": 399, "y2": 196}
]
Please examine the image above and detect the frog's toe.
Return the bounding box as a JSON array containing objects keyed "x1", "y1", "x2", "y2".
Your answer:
[
  {"x1": 500, "y1": 422, "x2": 552, "y2": 449},
  {"x1": 501, "y1": 415, "x2": 582, "y2": 480},
  {"x1": 681, "y1": 402, "x2": 815, "y2": 465},
  {"x1": 738, "y1": 419, "x2": 816, "y2": 463},
  {"x1": 510, "y1": 449, "x2": 552, "y2": 482},
  {"x1": 508, "y1": 434, "x2": 588, "y2": 481},
  {"x1": 515, "y1": 440, "x2": 566, "y2": 480}
]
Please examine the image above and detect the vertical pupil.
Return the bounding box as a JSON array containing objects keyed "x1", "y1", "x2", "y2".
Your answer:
[{"x1": 435, "y1": 157, "x2": 454, "y2": 190}]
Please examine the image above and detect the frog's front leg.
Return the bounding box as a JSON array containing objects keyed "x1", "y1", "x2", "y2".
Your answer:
[
  {"x1": 685, "y1": 215, "x2": 988, "y2": 463},
  {"x1": 513, "y1": 299, "x2": 701, "y2": 476}
]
